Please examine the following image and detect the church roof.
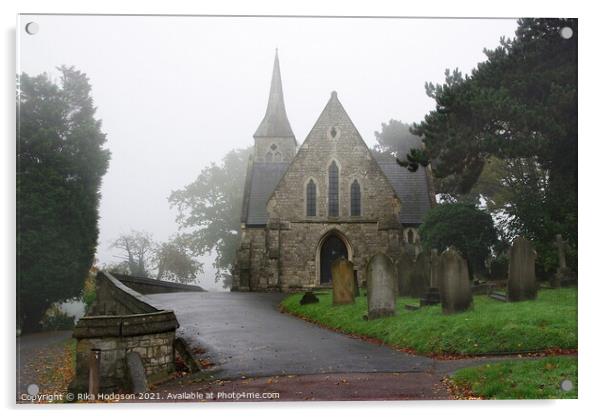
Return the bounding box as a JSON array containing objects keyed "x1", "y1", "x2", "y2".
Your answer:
[
  {"x1": 243, "y1": 161, "x2": 289, "y2": 225},
  {"x1": 375, "y1": 155, "x2": 433, "y2": 225},
  {"x1": 253, "y1": 50, "x2": 296, "y2": 141},
  {"x1": 242, "y1": 155, "x2": 432, "y2": 226}
]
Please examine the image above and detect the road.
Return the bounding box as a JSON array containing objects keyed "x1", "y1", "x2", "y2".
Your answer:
[{"x1": 149, "y1": 292, "x2": 435, "y2": 379}]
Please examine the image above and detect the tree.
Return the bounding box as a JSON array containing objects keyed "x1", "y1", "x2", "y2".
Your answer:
[
  {"x1": 411, "y1": 18, "x2": 577, "y2": 273},
  {"x1": 419, "y1": 203, "x2": 497, "y2": 279},
  {"x1": 109, "y1": 230, "x2": 155, "y2": 277},
  {"x1": 169, "y1": 147, "x2": 251, "y2": 287},
  {"x1": 17, "y1": 67, "x2": 110, "y2": 331},
  {"x1": 374, "y1": 119, "x2": 422, "y2": 159},
  {"x1": 154, "y1": 237, "x2": 203, "y2": 284}
]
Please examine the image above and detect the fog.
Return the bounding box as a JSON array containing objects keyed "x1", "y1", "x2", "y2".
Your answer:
[{"x1": 17, "y1": 15, "x2": 517, "y2": 290}]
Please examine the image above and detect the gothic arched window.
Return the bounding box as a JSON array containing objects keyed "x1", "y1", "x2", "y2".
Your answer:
[
  {"x1": 274, "y1": 151, "x2": 282, "y2": 162},
  {"x1": 265, "y1": 151, "x2": 273, "y2": 162},
  {"x1": 350, "y1": 180, "x2": 361, "y2": 216},
  {"x1": 306, "y1": 180, "x2": 316, "y2": 217},
  {"x1": 407, "y1": 229, "x2": 415, "y2": 244},
  {"x1": 328, "y1": 161, "x2": 339, "y2": 217}
]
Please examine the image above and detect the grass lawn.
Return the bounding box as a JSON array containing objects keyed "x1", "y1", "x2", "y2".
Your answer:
[
  {"x1": 280, "y1": 288, "x2": 577, "y2": 355},
  {"x1": 450, "y1": 356, "x2": 577, "y2": 399}
]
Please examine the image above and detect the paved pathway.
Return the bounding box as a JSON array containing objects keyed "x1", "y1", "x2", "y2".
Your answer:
[
  {"x1": 16, "y1": 330, "x2": 72, "y2": 396},
  {"x1": 149, "y1": 292, "x2": 435, "y2": 379}
]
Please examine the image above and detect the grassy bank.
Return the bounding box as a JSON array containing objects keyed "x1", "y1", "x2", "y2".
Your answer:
[
  {"x1": 450, "y1": 356, "x2": 577, "y2": 399},
  {"x1": 280, "y1": 288, "x2": 577, "y2": 355}
]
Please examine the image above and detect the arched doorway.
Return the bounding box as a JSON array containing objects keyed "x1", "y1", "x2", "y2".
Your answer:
[{"x1": 319, "y1": 234, "x2": 349, "y2": 284}]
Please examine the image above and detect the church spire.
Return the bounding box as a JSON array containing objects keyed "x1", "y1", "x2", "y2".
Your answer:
[{"x1": 254, "y1": 50, "x2": 296, "y2": 140}]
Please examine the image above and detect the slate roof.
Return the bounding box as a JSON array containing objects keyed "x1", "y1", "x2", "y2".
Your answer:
[
  {"x1": 242, "y1": 156, "x2": 432, "y2": 226},
  {"x1": 375, "y1": 155, "x2": 433, "y2": 225},
  {"x1": 243, "y1": 162, "x2": 289, "y2": 225}
]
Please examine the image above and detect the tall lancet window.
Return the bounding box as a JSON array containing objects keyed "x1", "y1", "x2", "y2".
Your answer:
[
  {"x1": 306, "y1": 180, "x2": 316, "y2": 217},
  {"x1": 350, "y1": 180, "x2": 361, "y2": 216},
  {"x1": 328, "y1": 162, "x2": 339, "y2": 217}
]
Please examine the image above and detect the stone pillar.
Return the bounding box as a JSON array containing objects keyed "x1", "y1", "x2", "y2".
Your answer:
[{"x1": 438, "y1": 248, "x2": 473, "y2": 314}]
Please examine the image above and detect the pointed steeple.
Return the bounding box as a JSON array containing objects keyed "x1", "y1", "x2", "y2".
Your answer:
[{"x1": 254, "y1": 50, "x2": 296, "y2": 141}]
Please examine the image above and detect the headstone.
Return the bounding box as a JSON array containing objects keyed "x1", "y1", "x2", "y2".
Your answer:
[
  {"x1": 396, "y1": 251, "x2": 414, "y2": 297},
  {"x1": 353, "y1": 270, "x2": 360, "y2": 297},
  {"x1": 507, "y1": 236, "x2": 538, "y2": 302},
  {"x1": 366, "y1": 253, "x2": 397, "y2": 319},
  {"x1": 429, "y1": 249, "x2": 440, "y2": 288},
  {"x1": 552, "y1": 234, "x2": 576, "y2": 288},
  {"x1": 332, "y1": 259, "x2": 355, "y2": 305},
  {"x1": 410, "y1": 251, "x2": 430, "y2": 298},
  {"x1": 438, "y1": 248, "x2": 473, "y2": 314},
  {"x1": 300, "y1": 291, "x2": 319, "y2": 305}
]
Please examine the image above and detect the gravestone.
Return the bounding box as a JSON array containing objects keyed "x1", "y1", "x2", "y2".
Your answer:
[
  {"x1": 353, "y1": 270, "x2": 360, "y2": 297},
  {"x1": 332, "y1": 259, "x2": 355, "y2": 305},
  {"x1": 507, "y1": 236, "x2": 538, "y2": 301},
  {"x1": 410, "y1": 252, "x2": 430, "y2": 298},
  {"x1": 429, "y1": 249, "x2": 440, "y2": 288},
  {"x1": 366, "y1": 253, "x2": 397, "y2": 319},
  {"x1": 552, "y1": 234, "x2": 576, "y2": 288},
  {"x1": 300, "y1": 291, "x2": 319, "y2": 305},
  {"x1": 438, "y1": 248, "x2": 473, "y2": 314},
  {"x1": 396, "y1": 251, "x2": 414, "y2": 297}
]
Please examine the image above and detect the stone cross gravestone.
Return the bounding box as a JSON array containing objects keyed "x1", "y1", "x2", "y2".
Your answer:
[
  {"x1": 438, "y1": 248, "x2": 473, "y2": 314},
  {"x1": 410, "y1": 251, "x2": 430, "y2": 298},
  {"x1": 396, "y1": 251, "x2": 414, "y2": 297},
  {"x1": 507, "y1": 236, "x2": 538, "y2": 301},
  {"x1": 551, "y1": 234, "x2": 575, "y2": 288},
  {"x1": 331, "y1": 259, "x2": 355, "y2": 305},
  {"x1": 366, "y1": 253, "x2": 397, "y2": 319}
]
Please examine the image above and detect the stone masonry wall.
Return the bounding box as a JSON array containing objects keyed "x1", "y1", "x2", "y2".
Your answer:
[
  {"x1": 70, "y1": 272, "x2": 179, "y2": 394},
  {"x1": 74, "y1": 330, "x2": 174, "y2": 394}
]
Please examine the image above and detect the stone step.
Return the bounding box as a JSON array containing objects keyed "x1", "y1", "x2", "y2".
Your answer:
[{"x1": 404, "y1": 304, "x2": 421, "y2": 311}]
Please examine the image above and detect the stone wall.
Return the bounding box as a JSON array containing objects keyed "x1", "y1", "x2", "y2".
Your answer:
[
  {"x1": 70, "y1": 272, "x2": 179, "y2": 394},
  {"x1": 111, "y1": 273, "x2": 205, "y2": 294}
]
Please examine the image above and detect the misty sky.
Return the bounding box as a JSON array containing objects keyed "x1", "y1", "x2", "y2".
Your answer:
[{"x1": 18, "y1": 15, "x2": 518, "y2": 290}]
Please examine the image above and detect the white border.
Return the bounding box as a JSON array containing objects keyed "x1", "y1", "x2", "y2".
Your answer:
[{"x1": 2, "y1": 1, "x2": 599, "y2": 417}]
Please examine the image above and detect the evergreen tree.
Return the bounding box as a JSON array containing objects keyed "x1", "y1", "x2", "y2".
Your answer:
[
  {"x1": 17, "y1": 67, "x2": 110, "y2": 331},
  {"x1": 411, "y1": 18, "x2": 577, "y2": 273},
  {"x1": 419, "y1": 203, "x2": 497, "y2": 279}
]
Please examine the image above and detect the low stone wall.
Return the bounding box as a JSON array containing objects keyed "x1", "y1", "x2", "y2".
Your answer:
[
  {"x1": 111, "y1": 273, "x2": 205, "y2": 294},
  {"x1": 70, "y1": 271, "x2": 180, "y2": 394}
]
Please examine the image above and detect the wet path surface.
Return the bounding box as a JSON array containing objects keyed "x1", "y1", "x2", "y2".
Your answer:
[
  {"x1": 149, "y1": 292, "x2": 435, "y2": 379},
  {"x1": 16, "y1": 330, "x2": 72, "y2": 395}
]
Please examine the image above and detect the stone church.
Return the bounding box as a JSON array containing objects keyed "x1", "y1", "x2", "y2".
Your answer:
[{"x1": 232, "y1": 52, "x2": 435, "y2": 292}]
